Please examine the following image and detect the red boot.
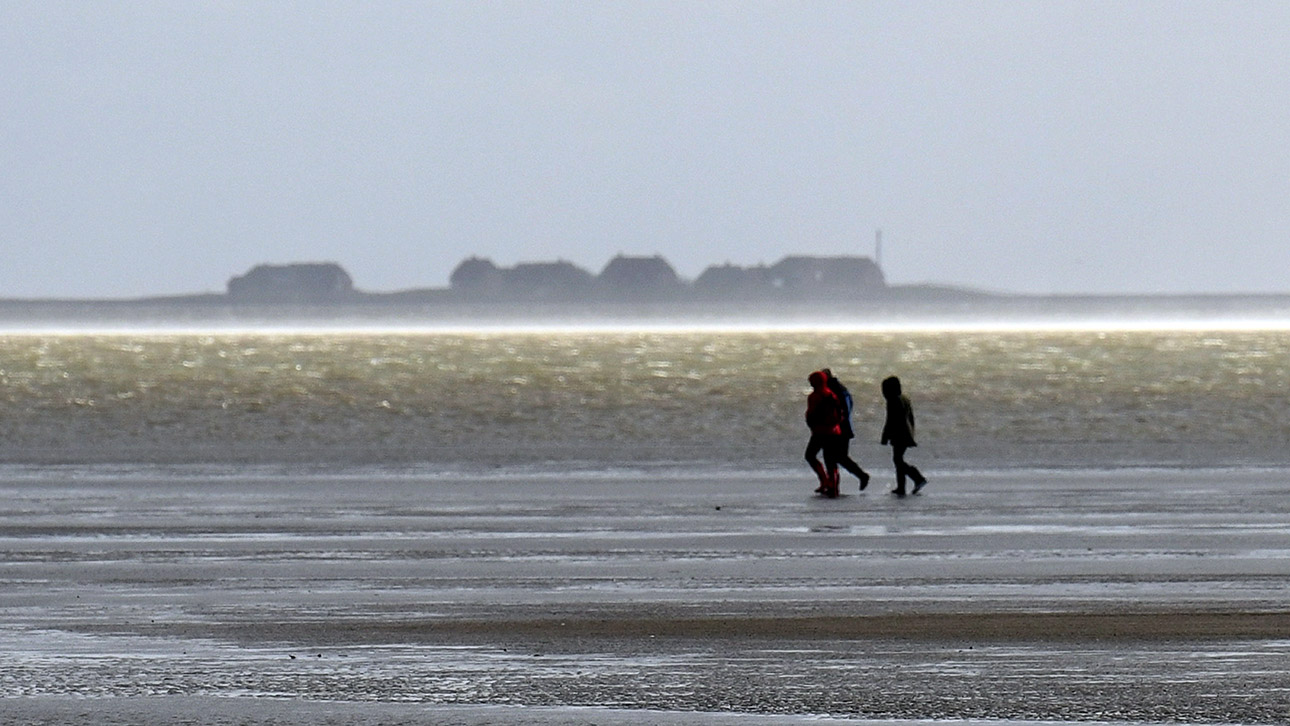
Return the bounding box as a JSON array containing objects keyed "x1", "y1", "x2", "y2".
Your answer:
[{"x1": 810, "y1": 460, "x2": 830, "y2": 493}]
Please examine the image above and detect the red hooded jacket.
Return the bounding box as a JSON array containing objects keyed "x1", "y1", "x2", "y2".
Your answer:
[{"x1": 805, "y1": 371, "x2": 843, "y2": 437}]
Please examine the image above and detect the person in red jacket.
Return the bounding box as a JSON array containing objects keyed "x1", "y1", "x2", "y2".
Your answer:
[{"x1": 804, "y1": 370, "x2": 844, "y2": 497}]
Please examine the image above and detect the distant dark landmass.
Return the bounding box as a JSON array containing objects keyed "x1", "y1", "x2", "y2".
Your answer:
[
  {"x1": 4, "y1": 255, "x2": 1290, "y2": 325},
  {"x1": 446, "y1": 254, "x2": 888, "y2": 303},
  {"x1": 216, "y1": 255, "x2": 893, "y2": 304}
]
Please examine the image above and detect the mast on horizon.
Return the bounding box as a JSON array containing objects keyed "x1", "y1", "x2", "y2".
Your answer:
[{"x1": 875, "y1": 229, "x2": 883, "y2": 268}]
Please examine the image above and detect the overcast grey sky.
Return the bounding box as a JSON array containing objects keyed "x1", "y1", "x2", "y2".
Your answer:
[{"x1": 3, "y1": 1, "x2": 1288, "y2": 299}]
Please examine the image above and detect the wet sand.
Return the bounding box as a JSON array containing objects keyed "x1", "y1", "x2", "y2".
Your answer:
[
  {"x1": 212, "y1": 609, "x2": 1290, "y2": 643},
  {"x1": 3, "y1": 466, "x2": 1290, "y2": 723},
  {"x1": 0, "y1": 698, "x2": 1151, "y2": 726}
]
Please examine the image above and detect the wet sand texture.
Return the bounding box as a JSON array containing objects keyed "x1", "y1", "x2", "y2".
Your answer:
[{"x1": 3, "y1": 468, "x2": 1290, "y2": 723}]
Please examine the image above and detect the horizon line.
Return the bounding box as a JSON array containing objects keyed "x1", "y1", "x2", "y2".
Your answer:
[{"x1": 5, "y1": 315, "x2": 1290, "y2": 337}]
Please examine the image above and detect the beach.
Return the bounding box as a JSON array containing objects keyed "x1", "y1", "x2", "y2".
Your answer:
[{"x1": 3, "y1": 466, "x2": 1289, "y2": 724}]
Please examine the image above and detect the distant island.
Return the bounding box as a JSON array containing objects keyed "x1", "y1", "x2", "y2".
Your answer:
[
  {"x1": 220, "y1": 254, "x2": 892, "y2": 305},
  {"x1": 4, "y1": 254, "x2": 1290, "y2": 325}
]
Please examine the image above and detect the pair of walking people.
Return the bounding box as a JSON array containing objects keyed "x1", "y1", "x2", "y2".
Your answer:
[{"x1": 804, "y1": 370, "x2": 927, "y2": 497}]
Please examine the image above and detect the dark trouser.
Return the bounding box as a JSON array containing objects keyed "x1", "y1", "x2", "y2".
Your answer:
[
  {"x1": 805, "y1": 434, "x2": 844, "y2": 491},
  {"x1": 833, "y1": 437, "x2": 868, "y2": 481},
  {"x1": 891, "y1": 444, "x2": 925, "y2": 493},
  {"x1": 805, "y1": 434, "x2": 838, "y2": 474}
]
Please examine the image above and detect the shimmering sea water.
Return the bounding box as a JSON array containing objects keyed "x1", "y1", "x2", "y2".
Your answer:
[{"x1": 2, "y1": 326, "x2": 1288, "y2": 469}]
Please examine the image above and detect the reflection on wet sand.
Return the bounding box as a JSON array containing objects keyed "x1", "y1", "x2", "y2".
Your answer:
[{"x1": 2, "y1": 467, "x2": 1290, "y2": 723}]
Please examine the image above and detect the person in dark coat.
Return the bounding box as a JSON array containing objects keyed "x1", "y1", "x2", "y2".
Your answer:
[
  {"x1": 822, "y1": 369, "x2": 870, "y2": 491},
  {"x1": 880, "y1": 375, "x2": 927, "y2": 496}
]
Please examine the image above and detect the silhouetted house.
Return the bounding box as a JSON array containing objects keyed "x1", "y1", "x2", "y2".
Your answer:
[
  {"x1": 450, "y1": 257, "x2": 595, "y2": 301},
  {"x1": 226, "y1": 263, "x2": 356, "y2": 303},
  {"x1": 693, "y1": 263, "x2": 773, "y2": 299},
  {"x1": 448, "y1": 256, "x2": 505, "y2": 299},
  {"x1": 768, "y1": 256, "x2": 885, "y2": 297},
  {"x1": 444, "y1": 252, "x2": 886, "y2": 304},
  {"x1": 597, "y1": 255, "x2": 683, "y2": 299},
  {"x1": 505, "y1": 260, "x2": 595, "y2": 301}
]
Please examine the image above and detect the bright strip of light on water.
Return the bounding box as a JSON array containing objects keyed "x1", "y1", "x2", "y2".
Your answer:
[{"x1": 7, "y1": 315, "x2": 1290, "y2": 336}]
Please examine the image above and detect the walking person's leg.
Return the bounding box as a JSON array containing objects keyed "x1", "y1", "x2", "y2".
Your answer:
[
  {"x1": 822, "y1": 436, "x2": 842, "y2": 497},
  {"x1": 891, "y1": 445, "x2": 909, "y2": 496},
  {"x1": 805, "y1": 436, "x2": 829, "y2": 492},
  {"x1": 907, "y1": 457, "x2": 927, "y2": 494},
  {"x1": 834, "y1": 439, "x2": 870, "y2": 490}
]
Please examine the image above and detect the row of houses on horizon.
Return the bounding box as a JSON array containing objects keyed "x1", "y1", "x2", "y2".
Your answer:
[{"x1": 225, "y1": 254, "x2": 889, "y2": 304}]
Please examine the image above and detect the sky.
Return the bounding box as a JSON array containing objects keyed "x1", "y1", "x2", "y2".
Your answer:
[{"x1": 3, "y1": 1, "x2": 1289, "y2": 299}]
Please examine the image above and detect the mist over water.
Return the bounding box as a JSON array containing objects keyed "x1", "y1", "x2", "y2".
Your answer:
[{"x1": 2, "y1": 325, "x2": 1287, "y2": 470}]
